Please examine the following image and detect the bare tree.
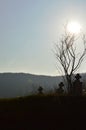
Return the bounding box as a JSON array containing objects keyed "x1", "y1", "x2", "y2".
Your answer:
[{"x1": 54, "y1": 26, "x2": 86, "y2": 93}]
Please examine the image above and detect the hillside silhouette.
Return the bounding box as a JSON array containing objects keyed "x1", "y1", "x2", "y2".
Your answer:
[{"x1": 0, "y1": 95, "x2": 86, "y2": 129}]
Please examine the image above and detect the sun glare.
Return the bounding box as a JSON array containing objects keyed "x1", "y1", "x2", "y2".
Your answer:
[{"x1": 67, "y1": 21, "x2": 81, "y2": 34}]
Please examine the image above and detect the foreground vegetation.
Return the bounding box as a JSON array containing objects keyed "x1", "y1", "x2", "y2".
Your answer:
[{"x1": 0, "y1": 94, "x2": 86, "y2": 129}]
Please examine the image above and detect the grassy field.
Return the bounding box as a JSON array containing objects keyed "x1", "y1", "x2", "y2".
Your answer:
[{"x1": 0, "y1": 95, "x2": 86, "y2": 129}]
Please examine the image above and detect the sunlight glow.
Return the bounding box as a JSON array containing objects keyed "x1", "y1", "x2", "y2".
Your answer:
[{"x1": 67, "y1": 21, "x2": 81, "y2": 34}]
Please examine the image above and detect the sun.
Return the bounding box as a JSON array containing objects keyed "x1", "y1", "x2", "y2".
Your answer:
[{"x1": 67, "y1": 21, "x2": 81, "y2": 34}]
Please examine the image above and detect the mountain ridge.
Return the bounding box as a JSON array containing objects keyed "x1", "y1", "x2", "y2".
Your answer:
[
  {"x1": 0, "y1": 72, "x2": 62, "y2": 98},
  {"x1": 0, "y1": 72, "x2": 85, "y2": 98}
]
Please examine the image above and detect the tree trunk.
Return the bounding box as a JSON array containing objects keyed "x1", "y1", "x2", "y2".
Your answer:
[{"x1": 66, "y1": 75, "x2": 72, "y2": 94}]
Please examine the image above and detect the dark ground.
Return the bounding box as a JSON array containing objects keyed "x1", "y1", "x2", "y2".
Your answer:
[{"x1": 0, "y1": 95, "x2": 86, "y2": 130}]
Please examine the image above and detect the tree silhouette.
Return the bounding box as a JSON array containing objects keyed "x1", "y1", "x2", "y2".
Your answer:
[
  {"x1": 72, "y1": 73, "x2": 82, "y2": 96},
  {"x1": 54, "y1": 25, "x2": 86, "y2": 93},
  {"x1": 38, "y1": 86, "x2": 43, "y2": 94},
  {"x1": 56, "y1": 82, "x2": 64, "y2": 95}
]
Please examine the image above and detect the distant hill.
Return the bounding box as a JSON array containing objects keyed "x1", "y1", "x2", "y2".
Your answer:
[
  {"x1": 0, "y1": 73, "x2": 86, "y2": 98},
  {"x1": 0, "y1": 73, "x2": 62, "y2": 98}
]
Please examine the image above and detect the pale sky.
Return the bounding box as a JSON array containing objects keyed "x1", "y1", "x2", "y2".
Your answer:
[{"x1": 0, "y1": 0, "x2": 86, "y2": 76}]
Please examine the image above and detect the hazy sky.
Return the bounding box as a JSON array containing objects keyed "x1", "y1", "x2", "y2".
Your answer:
[{"x1": 0, "y1": 0, "x2": 86, "y2": 76}]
